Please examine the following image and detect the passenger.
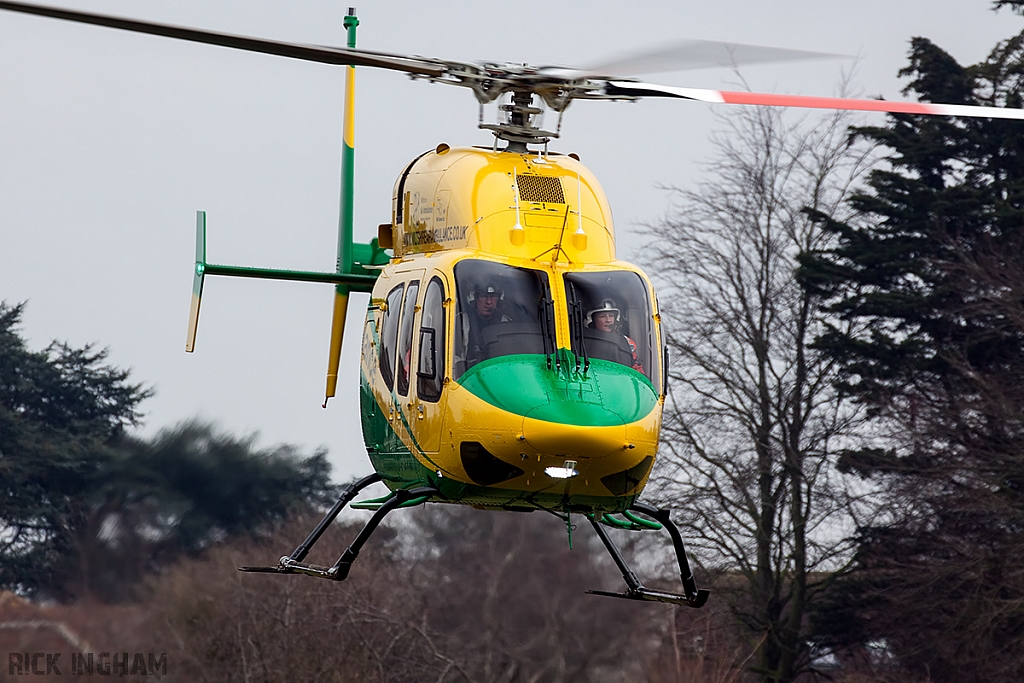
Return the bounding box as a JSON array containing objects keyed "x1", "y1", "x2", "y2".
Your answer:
[{"x1": 587, "y1": 299, "x2": 643, "y2": 373}]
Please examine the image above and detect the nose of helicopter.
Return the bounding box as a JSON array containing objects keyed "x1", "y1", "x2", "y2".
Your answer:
[
  {"x1": 456, "y1": 355, "x2": 659, "y2": 458},
  {"x1": 521, "y1": 413, "x2": 627, "y2": 459}
]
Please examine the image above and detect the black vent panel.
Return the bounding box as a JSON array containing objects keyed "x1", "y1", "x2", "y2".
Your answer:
[
  {"x1": 460, "y1": 442, "x2": 525, "y2": 486},
  {"x1": 600, "y1": 456, "x2": 654, "y2": 496},
  {"x1": 517, "y1": 175, "x2": 565, "y2": 204}
]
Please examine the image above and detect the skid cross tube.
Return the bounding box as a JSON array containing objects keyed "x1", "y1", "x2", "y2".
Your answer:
[
  {"x1": 587, "y1": 504, "x2": 709, "y2": 608},
  {"x1": 324, "y1": 485, "x2": 438, "y2": 580},
  {"x1": 631, "y1": 501, "x2": 705, "y2": 603},
  {"x1": 291, "y1": 472, "x2": 382, "y2": 563},
  {"x1": 590, "y1": 517, "x2": 643, "y2": 592},
  {"x1": 239, "y1": 475, "x2": 438, "y2": 582}
]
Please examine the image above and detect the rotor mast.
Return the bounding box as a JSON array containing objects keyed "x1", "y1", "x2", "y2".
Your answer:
[{"x1": 480, "y1": 90, "x2": 558, "y2": 153}]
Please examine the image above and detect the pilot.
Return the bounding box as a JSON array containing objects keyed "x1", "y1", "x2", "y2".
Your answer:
[
  {"x1": 465, "y1": 282, "x2": 516, "y2": 366},
  {"x1": 587, "y1": 299, "x2": 643, "y2": 373},
  {"x1": 471, "y1": 283, "x2": 511, "y2": 324}
]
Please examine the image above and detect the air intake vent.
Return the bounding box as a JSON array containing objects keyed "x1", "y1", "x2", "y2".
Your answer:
[
  {"x1": 461, "y1": 442, "x2": 525, "y2": 486},
  {"x1": 601, "y1": 456, "x2": 654, "y2": 496},
  {"x1": 517, "y1": 175, "x2": 565, "y2": 204}
]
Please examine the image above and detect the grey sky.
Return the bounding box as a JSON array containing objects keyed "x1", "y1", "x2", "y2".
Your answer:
[{"x1": 0, "y1": 0, "x2": 1016, "y2": 482}]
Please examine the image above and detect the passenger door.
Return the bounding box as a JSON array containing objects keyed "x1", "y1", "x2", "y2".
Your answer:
[
  {"x1": 392, "y1": 270, "x2": 425, "y2": 453},
  {"x1": 410, "y1": 274, "x2": 450, "y2": 454}
]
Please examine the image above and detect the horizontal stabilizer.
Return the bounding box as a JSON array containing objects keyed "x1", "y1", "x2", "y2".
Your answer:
[{"x1": 183, "y1": 212, "x2": 386, "y2": 355}]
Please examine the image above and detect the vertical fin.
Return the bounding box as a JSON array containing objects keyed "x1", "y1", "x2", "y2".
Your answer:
[
  {"x1": 185, "y1": 210, "x2": 207, "y2": 353},
  {"x1": 324, "y1": 8, "x2": 360, "y2": 404},
  {"x1": 323, "y1": 290, "x2": 349, "y2": 404}
]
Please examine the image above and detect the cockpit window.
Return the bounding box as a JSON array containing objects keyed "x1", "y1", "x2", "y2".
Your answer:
[
  {"x1": 453, "y1": 260, "x2": 554, "y2": 380},
  {"x1": 564, "y1": 271, "x2": 660, "y2": 389}
]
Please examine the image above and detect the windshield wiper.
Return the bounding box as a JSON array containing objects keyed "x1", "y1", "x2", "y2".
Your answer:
[
  {"x1": 539, "y1": 296, "x2": 557, "y2": 371},
  {"x1": 568, "y1": 296, "x2": 590, "y2": 375}
]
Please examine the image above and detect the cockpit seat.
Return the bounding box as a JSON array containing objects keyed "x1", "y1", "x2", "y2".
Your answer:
[{"x1": 582, "y1": 328, "x2": 634, "y2": 368}]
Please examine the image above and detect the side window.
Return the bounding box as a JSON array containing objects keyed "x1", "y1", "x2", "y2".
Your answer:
[
  {"x1": 396, "y1": 281, "x2": 420, "y2": 397},
  {"x1": 418, "y1": 277, "x2": 446, "y2": 402},
  {"x1": 379, "y1": 284, "x2": 404, "y2": 391}
]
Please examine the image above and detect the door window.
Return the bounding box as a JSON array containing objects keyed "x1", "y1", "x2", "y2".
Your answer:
[
  {"x1": 417, "y1": 277, "x2": 446, "y2": 402},
  {"x1": 379, "y1": 284, "x2": 405, "y2": 391},
  {"x1": 396, "y1": 281, "x2": 420, "y2": 396}
]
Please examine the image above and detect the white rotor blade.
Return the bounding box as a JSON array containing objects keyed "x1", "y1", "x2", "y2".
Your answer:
[
  {"x1": 606, "y1": 81, "x2": 1024, "y2": 120},
  {"x1": 575, "y1": 39, "x2": 843, "y2": 78}
]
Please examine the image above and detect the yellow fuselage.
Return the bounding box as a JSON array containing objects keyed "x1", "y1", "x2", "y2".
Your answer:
[{"x1": 359, "y1": 146, "x2": 664, "y2": 513}]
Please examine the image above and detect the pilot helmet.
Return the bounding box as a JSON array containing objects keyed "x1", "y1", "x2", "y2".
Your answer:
[
  {"x1": 587, "y1": 298, "x2": 620, "y2": 325},
  {"x1": 468, "y1": 282, "x2": 504, "y2": 303}
]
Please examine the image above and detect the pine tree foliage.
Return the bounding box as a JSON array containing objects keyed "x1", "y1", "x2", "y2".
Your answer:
[
  {"x1": 0, "y1": 302, "x2": 337, "y2": 601},
  {"x1": 75, "y1": 422, "x2": 338, "y2": 601},
  {"x1": 994, "y1": 0, "x2": 1024, "y2": 15},
  {"x1": 800, "y1": 8, "x2": 1024, "y2": 679},
  {"x1": 0, "y1": 301, "x2": 150, "y2": 597},
  {"x1": 119, "y1": 423, "x2": 336, "y2": 553}
]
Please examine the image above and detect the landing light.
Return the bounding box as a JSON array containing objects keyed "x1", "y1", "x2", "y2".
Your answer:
[{"x1": 544, "y1": 460, "x2": 578, "y2": 479}]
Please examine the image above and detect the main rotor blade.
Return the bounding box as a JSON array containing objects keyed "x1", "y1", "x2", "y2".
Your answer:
[
  {"x1": 576, "y1": 39, "x2": 843, "y2": 78},
  {"x1": 606, "y1": 81, "x2": 1024, "y2": 120},
  {"x1": 0, "y1": 1, "x2": 444, "y2": 76}
]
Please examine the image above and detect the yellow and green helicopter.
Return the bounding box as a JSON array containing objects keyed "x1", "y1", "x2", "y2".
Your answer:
[{"x1": 4, "y1": 1, "x2": 1022, "y2": 608}]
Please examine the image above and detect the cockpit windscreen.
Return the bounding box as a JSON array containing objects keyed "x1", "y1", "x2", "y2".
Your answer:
[
  {"x1": 564, "y1": 270, "x2": 660, "y2": 389},
  {"x1": 453, "y1": 260, "x2": 553, "y2": 379}
]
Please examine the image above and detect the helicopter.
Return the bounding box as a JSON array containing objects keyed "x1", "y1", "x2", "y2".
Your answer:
[{"x1": 2, "y1": 2, "x2": 1022, "y2": 609}]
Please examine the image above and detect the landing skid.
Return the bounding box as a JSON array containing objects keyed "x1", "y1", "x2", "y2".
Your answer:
[
  {"x1": 586, "y1": 588, "x2": 708, "y2": 607},
  {"x1": 239, "y1": 473, "x2": 438, "y2": 581},
  {"x1": 587, "y1": 502, "x2": 709, "y2": 609},
  {"x1": 239, "y1": 473, "x2": 708, "y2": 609}
]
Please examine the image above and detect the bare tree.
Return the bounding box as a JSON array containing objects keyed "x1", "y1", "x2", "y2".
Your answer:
[
  {"x1": 132, "y1": 506, "x2": 665, "y2": 683},
  {"x1": 642, "y1": 97, "x2": 877, "y2": 682},
  {"x1": 4, "y1": 501, "x2": 901, "y2": 682}
]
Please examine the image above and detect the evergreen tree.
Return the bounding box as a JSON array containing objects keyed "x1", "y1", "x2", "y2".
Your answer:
[
  {"x1": 0, "y1": 301, "x2": 337, "y2": 601},
  {"x1": 125, "y1": 422, "x2": 337, "y2": 555},
  {"x1": 800, "y1": 6, "x2": 1024, "y2": 679},
  {"x1": 0, "y1": 301, "x2": 150, "y2": 597},
  {"x1": 77, "y1": 422, "x2": 338, "y2": 601}
]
